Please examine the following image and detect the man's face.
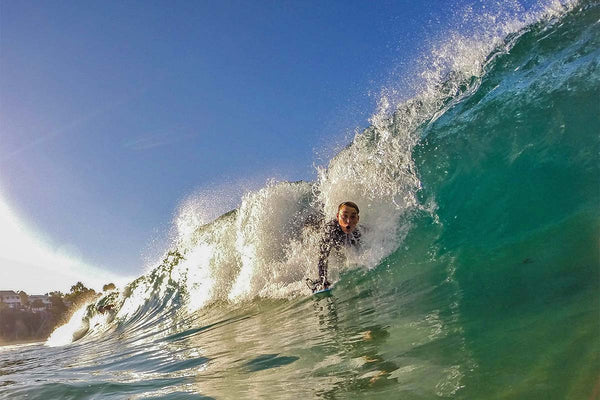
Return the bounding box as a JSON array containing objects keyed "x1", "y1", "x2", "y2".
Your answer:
[{"x1": 337, "y1": 205, "x2": 359, "y2": 233}]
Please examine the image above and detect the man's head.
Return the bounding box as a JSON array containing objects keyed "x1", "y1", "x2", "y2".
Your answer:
[{"x1": 337, "y1": 202, "x2": 360, "y2": 233}]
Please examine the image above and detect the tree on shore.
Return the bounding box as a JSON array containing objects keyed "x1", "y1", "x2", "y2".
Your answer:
[
  {"x1": 31, "y1": 299, "x2": 44, "y2": 309},
  {"x1": 64, "y1": 282, "x2": 97, "y2": 308},
  {"x1": 18, "y1": 291, "x2": 29, "y2": 307},
  {"x1": 103, "y1": 283, "x2": 116, "y2": 291},
  {"x1": 47, "y1": 291, "x2": 68, "y2": 325}
]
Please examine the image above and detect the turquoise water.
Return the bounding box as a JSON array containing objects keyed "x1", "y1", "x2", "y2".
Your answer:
[{"x1": 1, "y1": 2, "x2": 599, "y2": 399}]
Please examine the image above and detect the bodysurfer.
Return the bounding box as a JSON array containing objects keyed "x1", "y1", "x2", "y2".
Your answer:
[{"x1": 307, "y1": 201, "x2": 361, "y2": 292}]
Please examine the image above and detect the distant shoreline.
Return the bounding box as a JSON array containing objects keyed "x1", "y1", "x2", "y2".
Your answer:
[
  {"x1": 0, "y1": 282, "x2": 110, "y2": 346},
  {"x1": 0, "y1": 338, "x2": 44, "y2": 348}
]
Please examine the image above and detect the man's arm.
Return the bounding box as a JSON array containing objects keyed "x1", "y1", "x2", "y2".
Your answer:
[
  {"x1": 317, "y1": 223, "x2": 335, "y2": 287},
  {"x1": 317, "y1": 239, "x2": 331, "y2": 283}
]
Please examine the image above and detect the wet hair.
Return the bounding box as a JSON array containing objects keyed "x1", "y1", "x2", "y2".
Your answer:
[{"x1": 337, "y1": 201, "x2": 359, "y2": 214}]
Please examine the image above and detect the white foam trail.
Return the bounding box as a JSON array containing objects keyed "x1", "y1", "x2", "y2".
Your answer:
[
  {"x1": 228, "y1": 181, "x2": 313, "y2": 301},
  {"x1": 176, "y1": 243, "x2": 215, "y2": 312},
  {"x1": 45, "y1": 306, "x2": 89, "y2": 347}
]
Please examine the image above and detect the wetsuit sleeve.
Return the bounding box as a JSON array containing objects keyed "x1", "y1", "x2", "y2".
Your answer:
[
  {"x1": 317, "y1": 226, "x2": 333, "y2": 280},
  {"x1": 354, "y1": 229, "x2": 362, "y2": 248}
]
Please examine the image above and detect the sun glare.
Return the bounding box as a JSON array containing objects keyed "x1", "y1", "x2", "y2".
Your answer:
[{"x1": 0, "y1": 194, "x2": 128, "y2": 294}]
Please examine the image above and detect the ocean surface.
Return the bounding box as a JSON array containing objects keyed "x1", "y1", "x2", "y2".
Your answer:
[{"x1": 1, "y1": 1, "x2": 598, "y2": 399}]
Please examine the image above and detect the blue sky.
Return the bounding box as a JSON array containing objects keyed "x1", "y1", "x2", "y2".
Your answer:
[{"x1": 0, "y1": 0, "x2": 540, "y2": 293}]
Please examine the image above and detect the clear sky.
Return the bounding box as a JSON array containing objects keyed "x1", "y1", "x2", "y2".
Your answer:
[{"x1": 0, "y1": 0, "x2": 541, "y2": 294}]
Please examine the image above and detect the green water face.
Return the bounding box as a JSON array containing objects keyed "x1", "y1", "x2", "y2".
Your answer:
[
  {"x1": 447, "y1": 212, "x2": 599, "y2": 399},
  {"x1": 404, "y1": 7, "x2": 600, "y2": 395}
]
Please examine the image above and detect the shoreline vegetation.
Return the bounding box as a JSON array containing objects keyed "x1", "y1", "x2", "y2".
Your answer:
[{"x1": 0, "y1": 282, "x2": 115, "y2": 346}]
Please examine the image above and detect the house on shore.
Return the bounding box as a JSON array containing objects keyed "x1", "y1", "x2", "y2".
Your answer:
[
  {"x1": 29, "y1": 295, "x2": 53, "y2": 312},
  {"x1": 0, "y1": 291, "x2": 23, "y2": 309},
  {"x1": 0, "y1": 291, "x2": 56, "y2": 312}
]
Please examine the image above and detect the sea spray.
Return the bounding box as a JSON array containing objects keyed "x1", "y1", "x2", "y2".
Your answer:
[{"x1": 45, "y1": 306, "x2": 89, "y2": 347}]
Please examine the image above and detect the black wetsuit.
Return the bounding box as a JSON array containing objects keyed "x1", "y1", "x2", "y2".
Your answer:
[{"x1": 317, "y1": 219, "x2": 361, "y2": 284}]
